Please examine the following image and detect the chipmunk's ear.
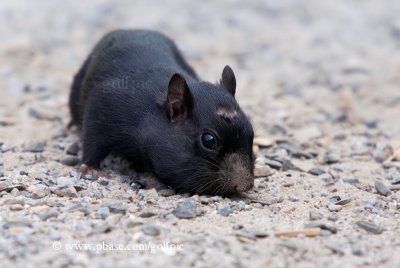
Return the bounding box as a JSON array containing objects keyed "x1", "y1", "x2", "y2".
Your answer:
[
  {"x1": 166, "y1": 74, "x2": 193, "y2": 122},
  {"x1": 220, "y1": 65, "x2": 236, "y2": 97}
]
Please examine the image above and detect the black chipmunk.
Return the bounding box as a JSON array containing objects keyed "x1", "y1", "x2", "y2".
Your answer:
[{"x1": 69, "y1": 30, "x2": 254, "y2": 195}]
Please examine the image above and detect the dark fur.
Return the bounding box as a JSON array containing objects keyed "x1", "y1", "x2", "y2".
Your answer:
[{"x1": 69, "y1": 29, "x2": 254, "y2": 195}]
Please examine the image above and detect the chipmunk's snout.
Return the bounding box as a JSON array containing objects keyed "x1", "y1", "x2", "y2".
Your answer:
[{"x1": 220, "y1": 152, "x2": 254, "y2": 194}]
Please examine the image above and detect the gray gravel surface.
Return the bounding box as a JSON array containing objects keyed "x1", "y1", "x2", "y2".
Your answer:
[{"x1": 0, "y1": 1, "x2": 400, "y2": 267}]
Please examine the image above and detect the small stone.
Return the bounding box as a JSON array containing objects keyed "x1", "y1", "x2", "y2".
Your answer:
[
  {"x1": 140, "y1": 189, "x2": 159, "y2": 201},
  {"x1": 356, "y1": 220, "x2": 384, "y2": 234},
  {"x1": 217, "y1": 204, "x2": 233, "y2": 216},
  {"x1": 29, "y1": 205, "x2": 49, "y2": 213},
  {"x1": 323, "y1": 153, "x2": 340, "y2": 164},
  {"x1": 352, "y1": 246, "x2": 364, "y2": 256},
  {"x1": 97, "y1": 207, "x2": 110, "y2": 219},
  {"x1": 66, "y1": 142, "x2": 79, "y2": 155},
  {"x1": 9, "y1": 204, "x2": 24, "y2": 211},
  {"x1": 309, "y1": 209, "x2": 324, "y2": 220},
  {"x1": 172, "y1": 198, "x2": 197, "y2": 219},
  {"x1": 60, "y1": 156, "x2": 80, "y2": 166},
  {"x1": 108, "y1": 203, "x2": 127, "y2": 214},
  {"x1": 54, "y1": 186, "x2": 77, "y2": 197},
  {"x1": 374, "y1": 180, "x2": 391, "y2": 196},
  {"x1": 265, "y1": 160, "x2": 282, "y2": 170},
  {"x1": 24, "y1": 141, "x2": 45, "y2": 153},
  {"x1": 199, "y1": 196, "x2": 211, "y2": 204},
  {"x1": 288, "y1": 196, "x2": 299, "y2": 202},
  {"x1": 99, "y1": 180, "x2": 109, "y2": 186},
  {"x1": 334, "y1": 198, "x2": 352, "y2": 206},
  {"x1": 327, "y1": 203, "x2": 342, "y2": 212},
  {"x1": 329, "y1": 195, "x2": 341, "y2": 203},
  {"x1": 78, "y1": 207, "x2": 91, "y2": 216},
  {"x1": 328, "y1": 214, "x2": 338, "y2": 222},
  {"x1": 83, "y1": 174, "x2": 94, "y2": 181},
  {"x1": 0, "y1": 181, "x2": 10, "y2": 192},
  {"x1": 3, "y1": 221, "x2": 32, "y2": 229},
  {"x1": 254, "y1": 166, "x2": 274, "y2": 177},
  {"x1": 88, "y1": 225, "x2": 112, "y2": 236},
  {"x1": 211, "y1": 196, "x2": 222, "y2": 202},
  {"x1": 29, "y1": 184, "x2": 49, "y2": 199},
  {"x1": 309, "y1": 167, "x2": 326, "y2": 176},
  {"x1": 281, "y1": 159, "x2": 297, "y2": 172},
  {"x1": 158, "y1": 189, "x2": 176, "y2": 197},
  {"x1": 4, "y1": 198, "x2": 25, "y2": 206},
  {"x1": 318, "y1": 173, "x2": 333, "y2": 183},
  {"x1": 138, "y1": 208, "x2": 158, "y2": 218},
  {"x1": 254, "y1": 137, "x2": 275, "y2": 147},
  {"x1": 20, "y1": 170, "x2": 28, "y2": 176},
  {"x1": 373, "y1": 144, "x2": 393, "y2": 163},
  {"x1": 304, "y1": 222, "x2": 337, "y2": 234},
  {"x1": 392, "y1": 148, "x2": 400, "y2": 161},
  {"x1": 38, "y1": 208, "x2": 59, "y2": 221},
  {"x1": 56, "y1": 177, "x2": 74, "y2": 187},
  {"x1": 142, "y1": 224, "x2": 160, "y2": 236},
  {"x1": 343, "y1": 178, "x2": 360, "y2": 185}
]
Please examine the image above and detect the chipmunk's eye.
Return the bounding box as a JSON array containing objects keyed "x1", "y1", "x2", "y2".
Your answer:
[{"x1": 201, "y1": 133, "x2": 217, "y2": 150}]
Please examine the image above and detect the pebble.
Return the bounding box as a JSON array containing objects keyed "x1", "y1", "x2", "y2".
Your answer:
[
  {"x1": 323, "y1": 153, "x2": 340, "y2": 164},
  {"x1": 138, "y1": 208, "x2": 158, "y2": 218},
  {"x1": 56, "y1": 177, "x2": 74, "y2": 187},
  {"x1": 217, "y1": 204, "x2": 233, "y2": 216},
  {"x1": 78, "y1": 206, "x2": 91, "y2": 216},
  {"x1": 304, "y1": 222, "x2": 337, "y2": 234},
  {"x1": 288, "y1": 196, "x2": 299, "y2": 202},
  {"x1": 343, "y1": 178, "x2": 360, "y2": 185},
  {"x1": 265, "y1": 160, "x2": 282, "y2": 170},
  {"x1": 0, "y1": 181, "x2": 10, "y2": 192},
  {"x1": 309, "y1": 209, "x2": 324, "y2": 220},
  {"x1": 4, "y1": 198, "x2": 25, "y2": 206},
  {"x1": 60, "y1": 156, "x2": 80, "y2": 166},
  {"x1": 3, "y1": 221, "x2": 32, "y2": 229},
  {"x1": 334, "y1": 198, "x2": 352, "y2": 206},
  {"x1": 374, "y1": 180, "x2": 391, "y2": 196},
  {"x1": 54, "y1": 186, "x2": 77, "y2": 198},
  {"x1": 328, "y1": 214, "x2": 338, "y2": 222},
  {"x1": 254, "y1": 166, "x2": 274, "y2": 177},
  {"x1": 30, "y1": 184, "x2": 49, "y2": 199},
  {"x1": 352, "y1": 246, "x2": 364, "y2": 256},
  {"x1": 373, "y1": 144, "x2": 393, "y2": 163},
  {"x1": 140, "y1": 189, "x2": 159, "y2": 201},
  {"x1": 319, "y1": 173, "x2": 333, "y2": 183},
  {"x1": 108, "y1": 203, "x2": 127, "y2": 214},
  {"x1": 9, "y1": 204, "x2": 24, "y2": 211},
  {"x1": 97, "y1": 207, "x2": 110, "y2": 219},
  {"x1": 199, "y1": 196, "x2": 211, "y2": 204},
  {"x1": 356, "y1": 220, "x2": 384, "y2": 234},
  {"x1": 309, "y1": 167, "x2": 326, "y2": 176},
  {"x1": 66, "y1": 141, "x2": 79, "y2": 155},
  {"x1": 329, "y1": 196, "x2": 341, "y2": 203},
  {"x1": 38, "y1": 208, "x2": 59, "y2": 221},
  {"x1": 172, "y1": 198, "x2": 197, "y2": 219},
  {"x1": 142, "y1": 223, "x2": 161, "y2": 236},
  {"x1": 327, "y1": 203, "x2": 342, "y2": 212},
  {"x1": 24, "y1": 141, "x2": 45, "y2": 153},
  {"x1": 88, "y1": 224, "x2": 112, "y2": 236}
]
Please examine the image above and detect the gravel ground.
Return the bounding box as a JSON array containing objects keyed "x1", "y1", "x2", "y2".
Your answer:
[{"x1": 1, "y1": 1, "x2": 400, "y2": 267}]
